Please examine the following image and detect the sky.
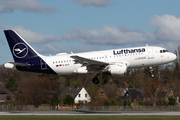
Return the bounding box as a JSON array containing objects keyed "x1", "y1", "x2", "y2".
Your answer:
[{"x1": 0, "y1": 0, "x2": 180, "y2": 64}]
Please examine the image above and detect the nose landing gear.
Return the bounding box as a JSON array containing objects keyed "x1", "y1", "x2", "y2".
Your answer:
[{"x1": 149, "y1": 67, "x2": 155, "y2": 78}]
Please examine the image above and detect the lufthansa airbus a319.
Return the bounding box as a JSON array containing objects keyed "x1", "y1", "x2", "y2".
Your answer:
[{"x1": 3, "y1": 30, "x2": 177, "y2": 84}]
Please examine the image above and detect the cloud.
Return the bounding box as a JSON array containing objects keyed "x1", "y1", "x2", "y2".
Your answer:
[
  {"x1": 0, "y1": 0, "x2": 58, "y2": 14},
  {"x1": 0, "y1": 25, "x2": 58, "y2": 44},
  {"x1": 37, "y1": 43, "x2": 101, "y2": 54},
  {"x1": 1, "y1": 14, "x2": 180, "y2": 55},
  {"x1": 151, "y1": 14, "x2": 180, "y2": 42},
  {"x1": 72, "y1": 0, "x2": 113, "y2": 7},
  {"x1": 59, "y1": 14, "x2": 180, "y2": 52},
  {"x1": 60, "y1": 26, "x2": 155, "y2": 46}
]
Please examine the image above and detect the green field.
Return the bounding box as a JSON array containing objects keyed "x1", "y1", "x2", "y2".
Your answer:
[{"x1": 0, "y1": 116, "x2": 180, "y2": 120}]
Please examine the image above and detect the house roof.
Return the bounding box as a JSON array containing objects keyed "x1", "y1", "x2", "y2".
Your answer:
[
  {"x1": 101, "y1": 85, "x2": 118, "y2": 99},
  {"x1": 128, "y1": 88, "x2": 144, "y2": 102},
  {"x1": 157, "y1": 90, "x2": 174, "y2": 100},
  {"x1": 117, "y1": 88, "x2": 144, "y2": 102},
  {"x1": 61, "y1": 86, "x2": 83, "y2": 98},
  {"x1": 0, "y1": 83, "x2": 11, "y2": 97}
]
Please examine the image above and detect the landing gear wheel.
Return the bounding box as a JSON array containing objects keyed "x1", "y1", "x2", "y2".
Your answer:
[
  {"x1": 92, "y1": 77, "x2": 99, "y2": 84},
  {"x1": 150, "y1": 74, "x2": 155, "y2": 78},
  {"x1": 92, "y1": 73, "x2": 100, "y2": 84}
]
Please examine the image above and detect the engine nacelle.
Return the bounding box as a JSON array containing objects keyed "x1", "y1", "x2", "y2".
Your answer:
[
  {"x1": 107, "y1": 64, "x2": 127, "y2": 76},
  {"x1": 3, "y1": 63, "x2": 17, "y2": 70}
]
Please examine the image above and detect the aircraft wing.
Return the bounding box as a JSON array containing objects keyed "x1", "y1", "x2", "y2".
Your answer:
[{"x1": 70, "y1": 55, "x2": 108, "y2": 66}]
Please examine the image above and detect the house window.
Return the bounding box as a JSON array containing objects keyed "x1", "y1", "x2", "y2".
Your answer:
[
  {"x1": 78, "y1": 94, "x2": 81, "y2": 98},
  {"x1": 85, "y1": 94, "x2": 87, "y2": 98},
  {"x1": 100, "y1": 92, "x2": 104, "y2": 96}
]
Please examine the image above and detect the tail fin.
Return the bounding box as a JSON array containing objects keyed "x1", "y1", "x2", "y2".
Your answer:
[{"x1": 4, "y1": 30, "x2": 40, "y2": 62}]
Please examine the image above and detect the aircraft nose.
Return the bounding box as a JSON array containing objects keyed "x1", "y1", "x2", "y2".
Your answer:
[{"x1": 171, "y1": 53, "x2": 177, "y2": 61}]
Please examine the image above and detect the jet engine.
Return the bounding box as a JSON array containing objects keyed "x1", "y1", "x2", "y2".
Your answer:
[{"x1": 103, "y1": 63, "x2": 127, "y2": 76}]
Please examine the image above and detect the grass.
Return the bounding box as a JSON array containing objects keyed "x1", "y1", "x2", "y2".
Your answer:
[{"x1": 0, "y1": 116, "x2": 180, "y2": 120}]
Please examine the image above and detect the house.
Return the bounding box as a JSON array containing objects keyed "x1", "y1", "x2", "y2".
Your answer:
[
  {"x1": 97, "y1": 85, "x2": 118, "y2": 99},
  {"x1": 157, "y1": 90, "x2": 174, "y2": 104},
  {"x1": 117, "y1": 88, "x2": 145, "y2": 104},
  {"x1": 61, "y1": 86, "x2": 91, "y2": 104},
  {"x1": 0, "y1": 82, "x2": 11, "y2": 103}
]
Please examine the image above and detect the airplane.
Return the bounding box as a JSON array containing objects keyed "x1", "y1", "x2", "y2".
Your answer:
[{"x1": 3, "y1": 29, "x2": 177, "y2": 84}]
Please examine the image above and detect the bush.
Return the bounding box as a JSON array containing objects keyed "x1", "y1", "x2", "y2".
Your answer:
[
  {"x1": 51, "y1": 95, "x2": 60, "y2": 107},
  {"x1": 103, "y1": 99, "x2": 111, "y2": 106},
  {"x1": 64, "y1": 94, "x2": 74, "y2": 106},
  {"x1": 123, "y1": 99, "x2": 131, "y2": 107},
  {"x1": 168, "y1": 96, "x2": 176, "y2": 106}
]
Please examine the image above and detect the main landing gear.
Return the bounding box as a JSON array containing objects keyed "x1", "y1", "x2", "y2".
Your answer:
[
  {"x1": 149, "y1": 67, "x2": 155, "y2": 78},
  {"x1": 92, "y1": 73, "x2": 100, "y2": 84}
]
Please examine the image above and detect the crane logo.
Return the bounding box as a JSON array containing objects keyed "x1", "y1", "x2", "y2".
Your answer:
[{"x1": 13, "y1": 43, "x2": 28, "y2": 58}]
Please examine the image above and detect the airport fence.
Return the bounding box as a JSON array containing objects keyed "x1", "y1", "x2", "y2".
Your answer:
[{"x1": 1, "y1": 105, "x2": 180, "y2": 111}]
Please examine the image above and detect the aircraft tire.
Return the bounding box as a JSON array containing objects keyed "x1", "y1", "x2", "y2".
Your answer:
[{"x1": 92, "y1": 77, "x2": 99, "y2": 84}]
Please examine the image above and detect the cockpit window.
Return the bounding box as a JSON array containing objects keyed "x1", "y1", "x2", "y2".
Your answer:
[{"x1": 160, "y1": 50, "x2": 169, "y2": 53}]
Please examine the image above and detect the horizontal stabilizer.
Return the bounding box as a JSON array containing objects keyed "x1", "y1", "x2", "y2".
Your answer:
[
  {"x1": 4, "y1": 62, "x2": 30, "y2": 70},
  {"x1": 8, "y1": 62, "x2": 30, "y2": 67}
]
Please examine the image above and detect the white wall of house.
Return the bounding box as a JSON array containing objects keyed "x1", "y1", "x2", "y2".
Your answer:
[{"x1": 74, "y1": 87, "x2": 91, "y2": 104}]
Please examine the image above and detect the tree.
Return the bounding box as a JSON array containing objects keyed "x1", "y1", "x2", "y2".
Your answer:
[
  {"x1": 5, "y1": 76, "x2": 17, "y2": 92},
  {"x1": 70, "y1": 77, "x2": 82, "y2": 87},
  {"x1": 173, "y1": 62, "x2": 180, "y2": 79},
  {"x1": 168, "y1": 96, "x2": 176, "y2": 106},
  {"x1": 76, "y1": 77, "x2": 82, "y2": 86},
  {"x1": 65, "y1": 75, "x2": 70, "y2": 87},
  {"x1": 51, "y1": 95, "x2": 60, "y2": 107},
  {"x1": 15, "y1": 77, "x2": 54, "y2": 106},
  {"x1": 64, "y1": 94, "x2": 74, "y2": 106},
  {"x1": 70, "y1": 81, "x2": 76, "y2": 87}
]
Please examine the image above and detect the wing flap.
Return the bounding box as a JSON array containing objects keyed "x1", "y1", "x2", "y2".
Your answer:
[{"x1": 71, "y1": 55, "x2": 108, "y2": 66}]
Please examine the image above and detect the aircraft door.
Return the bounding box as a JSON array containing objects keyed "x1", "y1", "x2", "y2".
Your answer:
[
  {"x1": 104, "y1": 55, "x2": 108, "y2": 61},
  {"x1": 148, "y1": 47, "x2": 154, "y2": 59},
  {"x1": 40, "y1": 59, "x2": 47, "y2": 70}
]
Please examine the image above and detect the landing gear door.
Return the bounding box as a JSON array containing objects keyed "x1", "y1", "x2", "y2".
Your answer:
[
  {"x1": 148, "y1": 47, "x2": 154, "y2": 59},
  {"x1": 40, "y1": 59, "x2": 47, "y2": 70}
]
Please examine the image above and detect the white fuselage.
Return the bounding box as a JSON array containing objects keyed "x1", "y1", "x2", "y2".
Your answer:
[{"x1": 42, "y1": 46, "x2": 176, "y2": 75}]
